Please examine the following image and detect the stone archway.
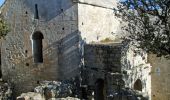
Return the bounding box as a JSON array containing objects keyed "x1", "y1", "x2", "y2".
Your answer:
[
  {"x1": 134, "y1": 79, "x2": 142, "y2": 91},
  {"x1": 94, "y1": 79, "x2": 104, "y2": 100}
]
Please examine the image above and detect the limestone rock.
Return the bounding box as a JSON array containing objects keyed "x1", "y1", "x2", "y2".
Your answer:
[
  {"x1": 17, "y1": 92, "x2": 45, "y2": 100},
  {"x1": 50, "y1": 97, "x2": 80, "y2": 100},
  {"x1": 0, "y1": 82, "x2": 13, "y2": 100},
  {"x1": 17, "y1": 80, "x2": 80, "y2": 100},
  {"x1": 34, "y1": 81, "x2": 76, "y2": 98}
]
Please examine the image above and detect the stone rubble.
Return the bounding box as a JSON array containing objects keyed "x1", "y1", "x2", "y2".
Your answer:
[
  {"x1": 17, "y1": 93, "x2": 80, "y2": 100},
  {"x1": 17, "y1": 81, "x2": 80, "y2": 100},
  {"x1": 35, "y1": 81, "x2": 76, "y2": 98},
  {"x1": 49, "y1": 97, "x2": 80, "y2": 100},
  {"x1": 0, "y1": 80, "x2": 13, "y2": 100},
  {"x1": 17, "y1": 92, "x2": 44, "y2": 100},
  {"x1": 107, "y1": 88, "x2": 149, "y2": 100}
]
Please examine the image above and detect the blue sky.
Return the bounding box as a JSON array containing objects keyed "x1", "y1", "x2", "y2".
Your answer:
[{"x1": 0, "y1": 0, "x2": 5, "y2": 6}]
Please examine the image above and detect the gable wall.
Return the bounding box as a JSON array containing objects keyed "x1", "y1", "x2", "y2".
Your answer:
[{"x1": 0, "y1": 0, "x2": 79, "y2": 96}]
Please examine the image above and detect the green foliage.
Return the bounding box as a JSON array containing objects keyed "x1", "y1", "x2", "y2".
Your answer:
[
  {"x1": 115, "y1": 0, "x2": 170, "y2": 58},
  {"x1": 0, "y1": 15, "x2": 9, "y2": 39}
]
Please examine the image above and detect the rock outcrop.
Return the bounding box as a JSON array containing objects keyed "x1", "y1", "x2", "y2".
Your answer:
[
  {"x1": 17, "y1": 81, "x2": 80, "y2": 100},
  {"x1": 0, "y1": 80, "x2": 13, "y2": 100},
  {"x1": 17, "y1": 92, "x2": 44, "y2": 100}
]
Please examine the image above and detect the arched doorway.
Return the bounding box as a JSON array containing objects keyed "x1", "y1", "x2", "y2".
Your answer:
[
  {"x1": 134, "y1": 79, "x2": 142, "y2": 91},
  {"x1": 32, "y1": 31, "x2": 44, "y2": 63},
  {"x1": 94, "y1": 79, "x2": 104, "y2": 100}
]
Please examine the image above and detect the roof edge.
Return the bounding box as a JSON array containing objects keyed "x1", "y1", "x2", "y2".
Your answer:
[{"x1": 0, "y1": 0, "x2": 8, "y2": 10}]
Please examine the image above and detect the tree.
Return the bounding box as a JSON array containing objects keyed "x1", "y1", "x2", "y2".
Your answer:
[
  {"x1": 115, "y1": 0, "x2": 170, "y2": 58},
  {"x1": 0, "y1": 14, "x2": 9, "y2": 39}
]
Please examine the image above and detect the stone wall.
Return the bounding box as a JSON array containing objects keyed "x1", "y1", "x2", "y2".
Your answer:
[
  {"x1": 0, "y1": 0, "x2": 153, "y2": 99},
  {"x1": 121, "y1": 43, "x2": 151, "y2": 99},
  {"x1": 84, "y1": 43, "x2": 122, "y2": 86},
  {"x1": 0, "y1": 0, "x2": 79, "y2": 96},
  {"x1": 77, "y1": 0, "x2": 121, "y2": 43},
  {"x1": 0, "y1": 0, "x2": 121, "y2": 96},
  {"x1": 84, "y1": 42, "x2": 151, "y2": 99},
  {"x1": 58, "y1": 31, "x2": 81, "y2": 80},
  {"x1": 148, "y1": 54, "x2": 170, "y2": 100}
]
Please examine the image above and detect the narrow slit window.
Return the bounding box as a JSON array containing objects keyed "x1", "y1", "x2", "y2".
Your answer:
[
  {"x1": 34, "y1": 4, "x2": 39, "y2": 19},
  {"x1": 32, "y1": 31, "x2": 44, "y2": 63}
]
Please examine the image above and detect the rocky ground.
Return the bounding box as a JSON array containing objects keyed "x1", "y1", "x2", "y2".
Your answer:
[
  {"x1": 0, "y1": 79, "x2": 13, "y2": 100},
  {"x1": 17, "y1": 81, "x2": 80, "y2": 100},
  {"x1": 0, "y1": 79, "x2": 80, "y2": 100},
  {"x1": 0, "y1": 80, "x2": 148, "y2": 100}
]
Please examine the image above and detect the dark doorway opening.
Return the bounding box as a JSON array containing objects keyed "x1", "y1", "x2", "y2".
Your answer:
[
  {"x1": 134, "y1": 79, "x2": 142, "y2": 91},
  {"x1": 94, "y1": 79, "x2": 104, "y2": 100}
]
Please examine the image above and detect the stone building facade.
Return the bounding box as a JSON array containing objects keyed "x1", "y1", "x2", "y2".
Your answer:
[
  {"x1": 84, "y1": 42, "x2": 151, "y2": 99},
  {"x1": 1, "y1": 0, "x2": 80, "y2": 96},
  {"x1": 0, "y1": 0, "x2": 152, "y2": 99}
]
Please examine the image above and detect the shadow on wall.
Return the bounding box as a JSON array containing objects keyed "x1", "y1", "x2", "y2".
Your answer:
[
  {"x1": 6, "y1": 30, "x2": 81, "y2": 97},
  {"x1": 57, "y1": 30, "x2": 81, "y2": 79},
  {"x1": 24, "y1": 0, "x2": 76, "y2": 21}
]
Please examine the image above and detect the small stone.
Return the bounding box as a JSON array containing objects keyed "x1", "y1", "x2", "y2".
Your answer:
[{"x1": 16, "y1": 97, "x2": 25, "y2": 100}]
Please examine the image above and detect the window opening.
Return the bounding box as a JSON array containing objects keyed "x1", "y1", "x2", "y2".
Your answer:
[{"x1": 32, "y1": 31, "x2": 44, "y2": 63}]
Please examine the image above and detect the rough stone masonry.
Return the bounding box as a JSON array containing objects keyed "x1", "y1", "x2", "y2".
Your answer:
[{"x1": 0, "y1": 0, "x2": 152, "y2": 99}]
